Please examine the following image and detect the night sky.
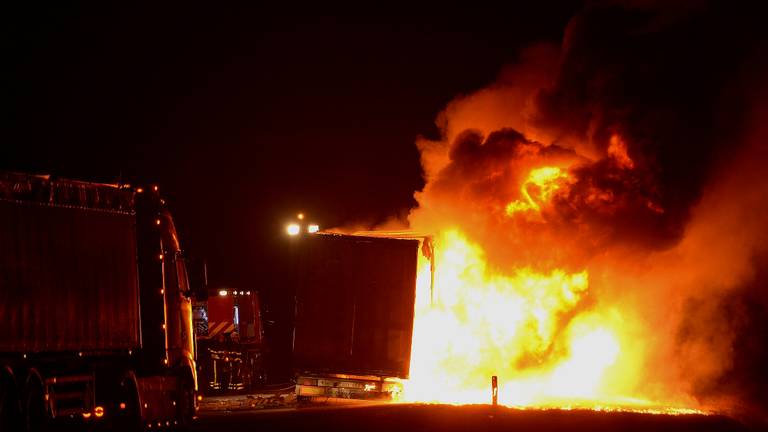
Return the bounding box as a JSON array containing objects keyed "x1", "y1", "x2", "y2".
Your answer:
[{"x1": 3, "y1": 6, "x2": 580, "y2": 288}]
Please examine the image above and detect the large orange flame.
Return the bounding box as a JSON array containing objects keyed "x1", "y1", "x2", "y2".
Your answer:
[
  {"x1": 399, "y1": 230, "x2": 700, "y2": 413},
  {"x1": 382, "y1": 5, "x2": 768, "y2": 421},
  {"x1": 398, "y1": 129, "x2": 707, "y2": 412},
  {"x1": 506, "y1": 166, "x2": 572, "y2": 216}
]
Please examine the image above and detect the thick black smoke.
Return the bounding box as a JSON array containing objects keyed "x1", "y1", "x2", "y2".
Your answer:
[{"x1": 534, "y1": 1, "x2": 762, "y2": 248}]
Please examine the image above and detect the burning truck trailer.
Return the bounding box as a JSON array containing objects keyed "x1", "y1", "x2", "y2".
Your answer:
[
  {"x1": 287, "y1": 232, "x2": 424, "y2": 401},
  {"x1": 0, "y1": 172, "x2": 198, "y2": 430}
]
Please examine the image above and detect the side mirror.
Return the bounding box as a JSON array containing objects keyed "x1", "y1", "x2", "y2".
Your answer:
[{"x1": 186, "y1": 257, "x2": 209, "y2": 300}]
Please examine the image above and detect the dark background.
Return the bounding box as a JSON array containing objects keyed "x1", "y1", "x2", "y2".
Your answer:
[
  {"x1": 3, "y1": 6, "x2": 581, "y2": 381},
  {"x1": 3, "y1": 7, "x2": 580, "y2": 289}
]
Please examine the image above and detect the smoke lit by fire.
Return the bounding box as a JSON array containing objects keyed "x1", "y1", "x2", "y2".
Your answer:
[{"x1": 397, "y1": 2, "x2": 768, "y2": 420}]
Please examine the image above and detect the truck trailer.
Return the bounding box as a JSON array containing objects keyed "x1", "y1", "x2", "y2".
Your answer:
[
  {"x1": 290, "y1": 233, "x2": 420, "y2": 401},
  {"x1": 0, "y1": 171, "x2": 197, "y2": 430}
]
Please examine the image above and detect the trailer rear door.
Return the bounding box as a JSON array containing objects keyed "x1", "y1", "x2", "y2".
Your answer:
[{"x1": 292, "y1": 234, "x2": 419, "y2": 379}]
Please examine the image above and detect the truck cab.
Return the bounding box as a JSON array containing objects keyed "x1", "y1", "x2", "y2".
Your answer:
[
  {"x1": 132, "y1": 187, "x2": 198, "y2": 429},
  {"x1": 194, "y1": 288, "x2": 265, "y2": 394}
]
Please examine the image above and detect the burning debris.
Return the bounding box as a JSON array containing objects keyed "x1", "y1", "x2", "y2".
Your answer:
[{"x1": 398, "y1": 1, "x2": 768, "y2": 420}]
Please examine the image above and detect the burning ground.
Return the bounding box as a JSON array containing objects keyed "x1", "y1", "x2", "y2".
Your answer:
[{"x1": 398, "y1": 1, "x2": 768, "y2": 423}]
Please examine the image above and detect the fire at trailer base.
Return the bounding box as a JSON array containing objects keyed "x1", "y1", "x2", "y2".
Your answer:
[{"x1": 399, "y1": 230, "x2": 701, "y2": 413}]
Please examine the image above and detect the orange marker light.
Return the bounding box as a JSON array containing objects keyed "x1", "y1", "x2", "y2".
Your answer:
[
  {"x1": 94, "y1": 406, "x2": 104, "y2": 418},
  {"x1": 119, "y1": 402, "x2": 126, "y2": 410},
  {"x1": 82, "y1": 412, "x2": 92, "y2": 419}
]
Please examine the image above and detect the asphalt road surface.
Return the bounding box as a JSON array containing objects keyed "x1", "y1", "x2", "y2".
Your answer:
[{"x1": 193, "y1": 403, "x2": 752, "y2": 432}]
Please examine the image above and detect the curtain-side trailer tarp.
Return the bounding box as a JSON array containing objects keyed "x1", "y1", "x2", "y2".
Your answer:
[{"x1": 0, "y1": 174, "x2": 140, "y2": 353}]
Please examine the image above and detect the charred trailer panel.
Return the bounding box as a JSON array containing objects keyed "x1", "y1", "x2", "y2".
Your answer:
[{"x1": 292, "y1": 234, "x2": 419, "y2": 400}]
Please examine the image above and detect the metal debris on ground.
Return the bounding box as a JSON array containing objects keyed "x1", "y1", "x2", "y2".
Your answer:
[{"x1": 198, "y1": 388, "x2": 297, "y2": 412}]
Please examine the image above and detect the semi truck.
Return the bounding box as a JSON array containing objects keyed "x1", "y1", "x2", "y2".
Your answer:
[
  {"x1": 0, "y1": 171, "x2": 197, "y2": 431},
  {"x1": 289, "y1": 233, "x2": 420, "y2": 401}
]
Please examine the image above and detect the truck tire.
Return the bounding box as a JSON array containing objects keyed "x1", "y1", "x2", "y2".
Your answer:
[
  {"x1": 175, "y1": 374, "x2": 195, "y2": 431},
  {"x1": 23, "y1": 375, "x2": 46, "y2": 432},
  {"x1": 0, "y1": 372, "x2": 20, "y2": 432}
]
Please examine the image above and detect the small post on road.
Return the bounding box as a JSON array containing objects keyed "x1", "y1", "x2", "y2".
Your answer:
[{"x1": 491, "y1": 375, "x2": 498, "y2": 406}]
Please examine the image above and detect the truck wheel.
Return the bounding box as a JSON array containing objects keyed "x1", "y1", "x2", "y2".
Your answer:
[
  {"x1": 0, "y1": 373, "x2": 20, "y2": 432},
  {"x1": 23, "y1": 378, "x2": 46, "y2": 432},
  {"x1": 175, "y1": 375, "x2": 195, "y2": 431}
]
